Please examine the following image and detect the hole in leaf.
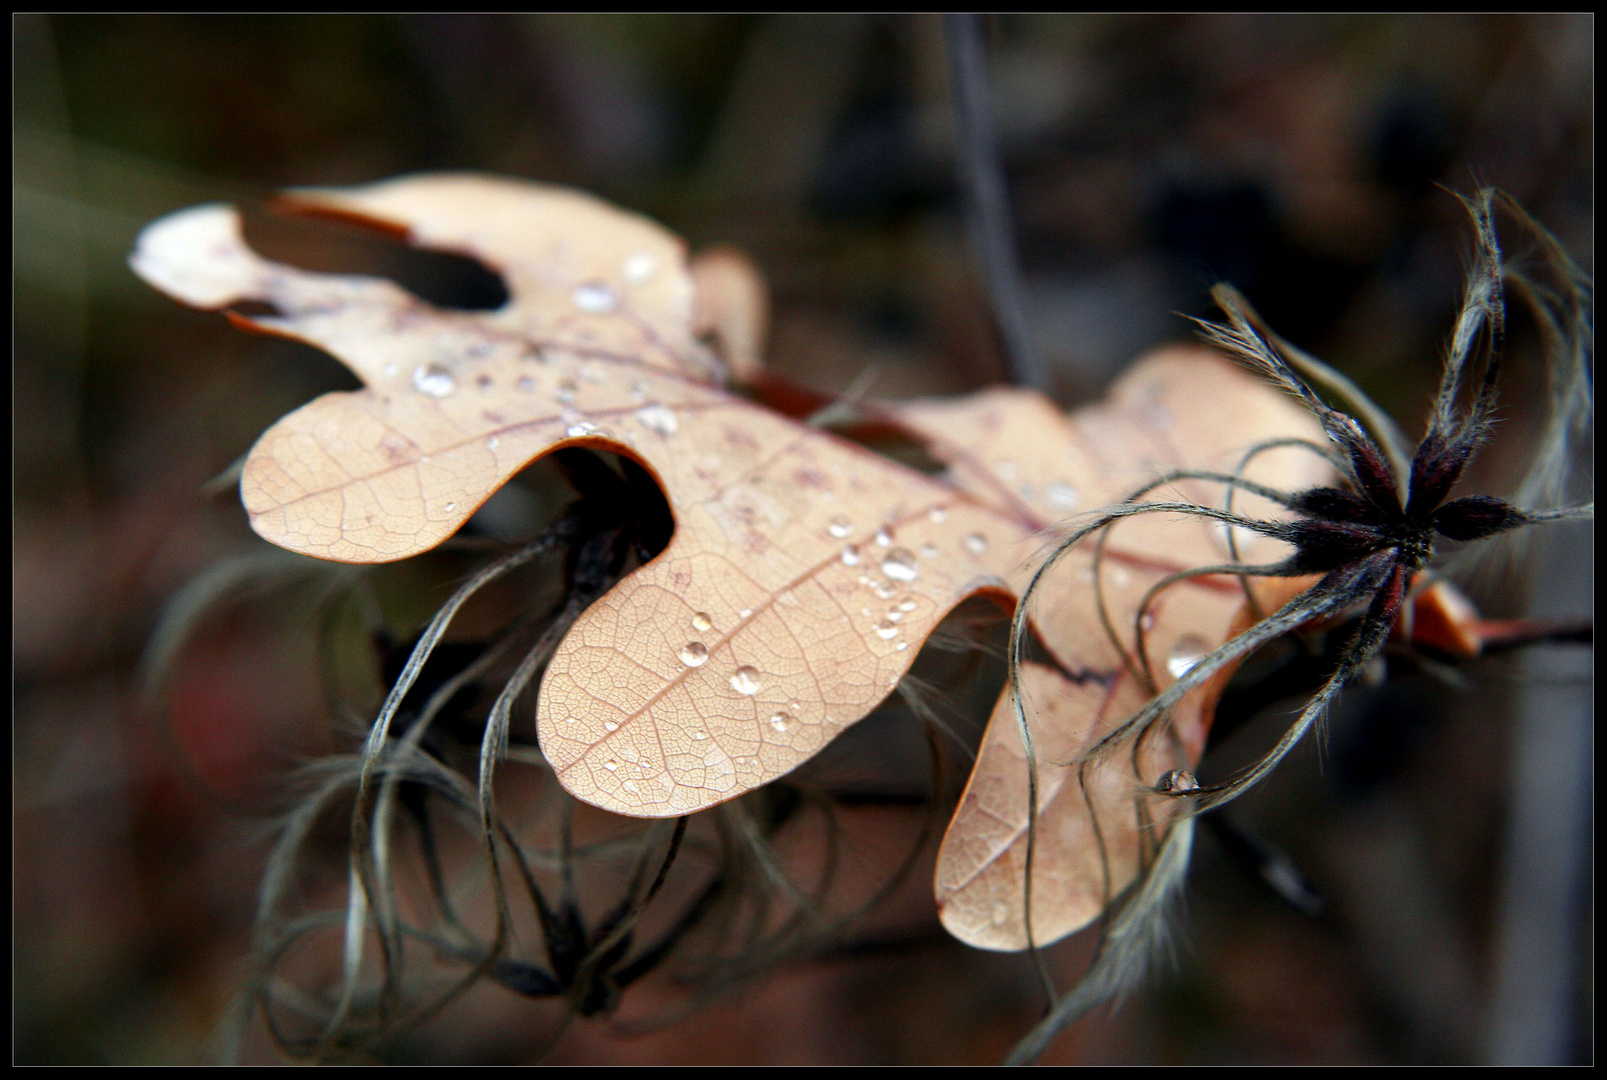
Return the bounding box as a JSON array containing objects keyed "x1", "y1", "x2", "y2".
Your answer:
[{"x1": 239, "y1": 202, "x2": 510, "y2": 311}]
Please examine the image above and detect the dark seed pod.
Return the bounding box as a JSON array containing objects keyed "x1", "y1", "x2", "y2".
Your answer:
[{"x1": 1433, "y1": 495, "x2": 1531, "y2": 540}]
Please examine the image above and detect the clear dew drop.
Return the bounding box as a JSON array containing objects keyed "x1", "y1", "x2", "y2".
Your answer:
[
  {"x1": 738, "y1": 608, "x2": 752, "y2": 619},
  {"x1": 881, "y1": 548, "x2": 919, "y2": 582},
  {"x1": 485, "y1": 435, "x2": 499, "y2": 449},
  {"x1": 827, "y1": 514, "x2": 853, "y2": 539},
  {"x1": 555, "y1": 378, "x2": 578, "y2": 404},
  {"x1": 634, "y1": 404, "x2": 678, "y2": 437},
  {"x1": 680, "y1": 641, "x2": 709, "y2": 667},
  {"x1": 769, "y1": 711, "x2": 794, "y2": 733},
  {"x1": 623, "y1": 251, "x2": 658, "y2": 284},
  {"x1": 874, "y1": 619, "x2": 899, "y2": 640},
  {"x1": 898, "y1": 598, "x2": 917, "y2": 613},
  {"x1": 896, "y1": 641, "x2": 909, "y2": 651},
  {"x1": 603, "y1": 721, "x2": 619, "y2": 733},
  {"x1": 1155, "y1": 768, "x2": 1199, "y2": 793},
  {"x1": 1047, "y1": 482, "x2": 1080, "y2": 510},
  {"x1": 444, "y1": 501, "x2": 457, "y2": 512},
  {"x1": 730, "y1": 666, "x2": 762, "y2": 696},
  {"x1": 566, "y1": 420, "x2": 599, "y2": 438},
  {"x1": 874, "y1": 527, "x2": 894, "y2": 547},
  {"x1": 964, "y1": 533, "x2": 988, "y2": 556},
  {"x1": 691, "y1": 612, "x2": 713, "y2": 633},
  {"x1": 692, "y1": 731, "x2": 708, "y2": 741},
  {"x1": 572, "y1": 281, "x2": 619, "y2": 313},
  {"x1": 604, "y1": 760, "x2": 618, "y2": 772},
  {"x1": 928, "y1": 506, "x2": 948, "y2": 524},
  {"x1": 840, "y1": 544, "x2": 861, "y2": 566},
  {"x1": 412, "y1": 364, "x2": 456, "y2": 398},
  {"x1": 1167, "y1": 635, "x2": 1211, "y2": 680},
  {"x1": 886, "y1": 608, "x2": 903, "y2": 623}
]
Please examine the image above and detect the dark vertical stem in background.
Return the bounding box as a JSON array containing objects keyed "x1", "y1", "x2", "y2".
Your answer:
[
  {"x1": 1485, "y1": 520, "x2": 1594, "y2": 1064},
  {"x1": 946, "y1": 14, "x2": 1046, "y2": 391}
]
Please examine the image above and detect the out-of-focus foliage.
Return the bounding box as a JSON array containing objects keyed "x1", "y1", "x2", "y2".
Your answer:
[{"x1": 15, "y1": 14, "x2": 1591, "y2": 1064}]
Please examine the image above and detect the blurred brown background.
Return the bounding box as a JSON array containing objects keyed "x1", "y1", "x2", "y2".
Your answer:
[{"x1": 14, "y1": 14, "x2": 1592, "y2": 1064}]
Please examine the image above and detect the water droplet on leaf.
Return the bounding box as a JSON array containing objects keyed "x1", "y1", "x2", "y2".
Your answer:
[
  {"x1": 412, "y1": 364, "x2": 456, "y2": 398},
  {"x1": 827, "y1": 514, "x2": 853, "y2": 539},
  {"x1": 691, "y1": 612, "x2": 713, "y2": 632},
  {"x1": 680, "y1": 642, "x2": 709, "y2": 667},
  {"x1": 572, "y1": 281, "x2": 619, "y2": 313},
  {"x1": 730, "y1": 666, "x2": 762, "y2": 696},
  {"x1": 623, "y1": 252, "x2": 657, "y2": 284},
  {"x1": 840, "y1": 544, "x2": 861, "y2": 566},
  {"x1": 880, "y1": 548, "x2": 919, "y2": 582},
  {"x1": 635, "y1": 403, "x2": 679, "y2": 436},
  {"x1": 964, "y1": 533, "x2": 988, "y2": 556}
]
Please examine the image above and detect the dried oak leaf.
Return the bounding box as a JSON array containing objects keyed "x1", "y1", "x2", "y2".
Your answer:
[
  {"x1": 889, "y1": 372, "x2": 1329, "y2": 949},
  {"x1": 131, "y1": 174, "x2": 1327, "y2": 951}
]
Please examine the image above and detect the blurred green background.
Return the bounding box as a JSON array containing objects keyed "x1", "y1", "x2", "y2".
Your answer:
[{"x1": 14, "y1": 14, "x2": 1592, "y2": 1064}]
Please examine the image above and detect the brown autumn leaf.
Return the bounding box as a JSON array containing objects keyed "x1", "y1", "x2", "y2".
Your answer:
[
  {"x1": 887, "y1": 367, "x2": 1331, "y2": 950},
  {"x1": 130, "y1": 173, "x2": 1327, "y2": 951}
]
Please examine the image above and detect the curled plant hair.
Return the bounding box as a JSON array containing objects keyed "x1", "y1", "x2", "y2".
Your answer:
[
  {"x1": 1003, "y1": 189, "x2": 1593, "y2": 1062},
  {"x1": 147, "y1": 448, "x2": 970, "y2": 1064}
]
